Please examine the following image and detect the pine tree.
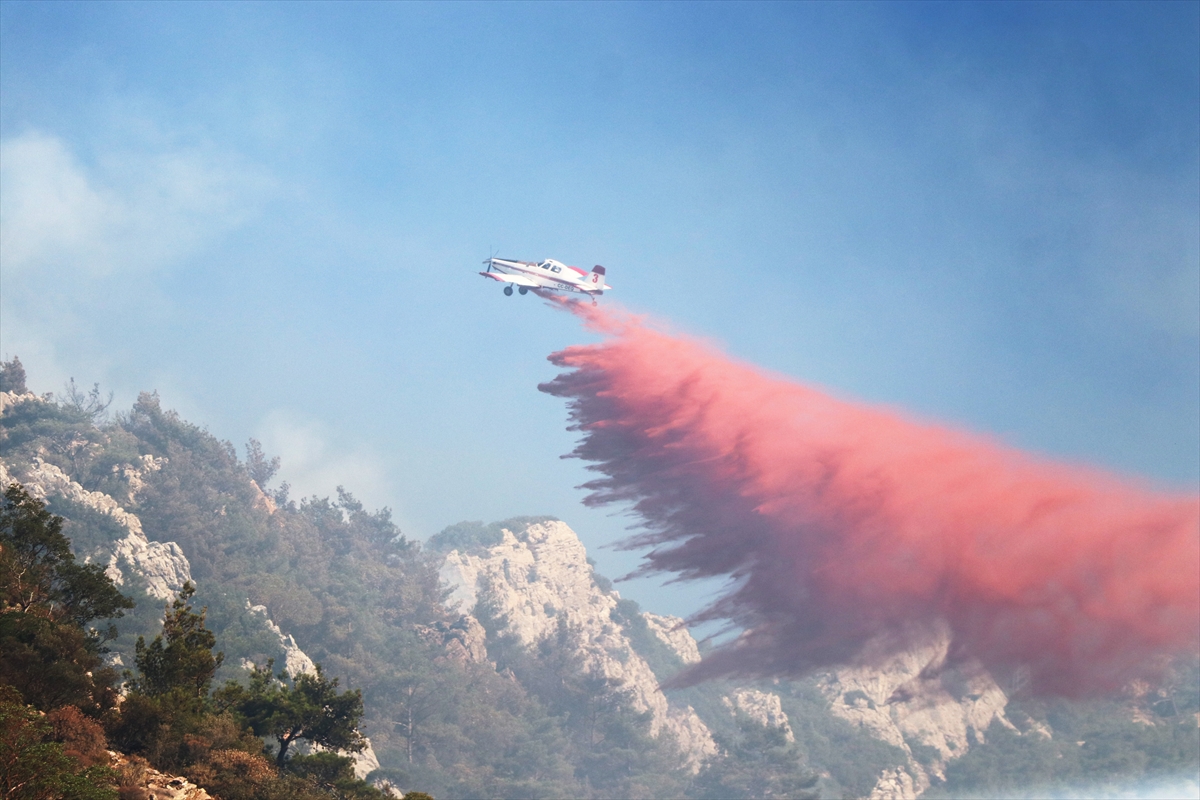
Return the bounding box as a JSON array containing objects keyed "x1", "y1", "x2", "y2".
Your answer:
[
  {"x1": 130, "y1": 582, "x2": 224, "y2": 700},
  {"x1": 0, "y1": 484, "x2": 132, "y2": 712},
  {"x1": 217, "y1": 659, "x2": 366, "y2": 767}
]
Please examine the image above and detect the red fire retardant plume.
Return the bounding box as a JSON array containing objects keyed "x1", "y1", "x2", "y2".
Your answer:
[{"x1": 538, "y1": 302, "x2": 1200, "y2": 695}]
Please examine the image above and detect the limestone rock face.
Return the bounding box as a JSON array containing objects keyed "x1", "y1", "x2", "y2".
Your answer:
[
  {"x1": 644, "y1": 612, "x2": 702, "y2": 664},
  {"x1": 0, "y1": 456, "x2": 192, "y2": 601},
  {"x1": 249, "y1": 479, "x2": 277, "y2": 515},
  {"x1": 112, "y1": 453, "x2": 165, "y2": 506},
  {"x1": 12, "y1": 455, "x2": 145, "y2": 535},
  {"x1": 723, "y1": 688, "x2": 794, "y2": 742},
  {"x1": 111, "y1": 752, "x2": 212, "y2": 800},
  {"x1": 867, "y1": 767, "x2": 921, "y2": 800},
  {"x1": 0, "y1": 390, "x2": 41, "y2": 412},
  {"x1": 416, "y1": 615, "x2": 490, "y2": 665},
  {"x1": 245, "y1": 601, "x2": 319, "y2": 678},
  {"x1": 439, "y1": 519, "x2": 717, "y2": 768},
  {"x1": 1, "y1": 460, "x2": 18, "y2": 492},
  {"x1": 667, "y1": 705, "x2": 720, "y2": 763},
  {"x1": 819, "y1": 620, "x2": 1014, "y2": 795}
]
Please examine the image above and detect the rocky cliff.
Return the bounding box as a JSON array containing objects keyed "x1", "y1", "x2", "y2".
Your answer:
[
  {"x1": 8, "y1": 454, "x2": 192, "y2": 602},
  {"x1": 819, "y1": 621, "x2": 1014, "y2": 799},
  {"x1": 724, "y1": 688, "x2": 795, "y2": 741},
  {"x1": 644, "y1": 611, "x2": 702, "y2": 664},
  {"x1": 439, "y1": 519, "x2": 718, "y2": 767},
  {"x1": 434, "y1": 517, "x2": 1026, "y2": 795}
]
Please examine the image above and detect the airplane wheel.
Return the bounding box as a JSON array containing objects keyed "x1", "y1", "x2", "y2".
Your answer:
[
  {"x1": 518, "y1": 286, "x2": 529, "y2": 295},
  {"x1": 503, "y1": 286, "x2": 514, "y2": 296}
]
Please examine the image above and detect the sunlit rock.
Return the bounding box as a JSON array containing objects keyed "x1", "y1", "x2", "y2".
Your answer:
[
  {"x1": 819, "y1": 619, "x2": 1015, "y2": 793},
  {"x1": 723, "y1": 688, "x2": 794, "y2": 741},
  {"x1": 644, "y1": 611, "x2": 702, "y2": 664},
  {"x1": 868, "y1": 766, "x2": 920, "y2": 800},
  {"x1": 245, "y1": 601, "x2": 319, "y2": 678},
  {"x1": 440, "y1": 519, "x2": 717, "y2": 768},
  {"x1": 4, "y1": 456, "x2": 191, "y2": 601},
  {"x1": 416, "y1": 615, "x2": 489, "y2": 664}
]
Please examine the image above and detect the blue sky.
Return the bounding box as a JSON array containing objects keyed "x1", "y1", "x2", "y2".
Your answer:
[{"x1": 2, "y1": 1, "x2": 1197, "y2": 620}]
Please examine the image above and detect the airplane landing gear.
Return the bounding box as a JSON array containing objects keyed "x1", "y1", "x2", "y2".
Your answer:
[
  {"x1": 503, "y1": 285, "x2": 514, "y2": 296},
  {"x1": 518, "y1": 286, "x2": 529, "y2": 295}
]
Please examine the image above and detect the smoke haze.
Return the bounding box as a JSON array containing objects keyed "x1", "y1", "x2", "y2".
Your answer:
[{"x1": 539, "y1": 301, "x2": 1199, "y2": 695}]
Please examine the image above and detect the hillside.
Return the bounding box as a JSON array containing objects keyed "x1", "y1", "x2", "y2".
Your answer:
[{"x1": 2, "y1": 362, "x2": 1197, "y2": 799}]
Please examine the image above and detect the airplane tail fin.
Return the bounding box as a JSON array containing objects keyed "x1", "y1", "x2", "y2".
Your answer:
[{"x1": 588, "y1": 265, "x2": 606, "y2": 289}]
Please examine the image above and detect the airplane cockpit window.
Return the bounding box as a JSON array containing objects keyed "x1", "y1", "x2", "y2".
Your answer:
[
  {"x1": 551, "y1": 266, "x2": 561, "y2": 273},
  {"x1": 540, "y1": 262, "x2": 550, "y2": 269}
]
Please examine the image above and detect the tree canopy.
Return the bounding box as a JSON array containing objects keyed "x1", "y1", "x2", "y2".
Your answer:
[
  {"x1": 130, "y1": 582, "x2": 224, "y2": 700},
  {"x1": 0, "y1": 357, "x2": 27, "y2": 394},
  {"x1": 219, "y1": 660, "x2": 366, "y2": 767},
  {"x1": 0, "y1": 685, "x2": 117, "y2": 800},
  {"x1": 1, "y1": 484, "x2": 132, "y2": 713},
  {"x1": 1, "y1": 483, "x2": 133, "y2": 626}
]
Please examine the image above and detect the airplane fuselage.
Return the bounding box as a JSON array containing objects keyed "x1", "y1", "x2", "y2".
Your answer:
[{"x1": 480, "y1": 258, "x2": 611, "y2": 297}]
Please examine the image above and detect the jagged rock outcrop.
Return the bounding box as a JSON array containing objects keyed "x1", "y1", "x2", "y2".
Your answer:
[
  {"x1": 439, "y1": 519, "x2": 718, "y2": 767},
  {"x1": 244, "y1": 601, "x2": 319, "y2": 678},
  {"x1": 723, "y1": 688, "x2": 795, "y2": 741},
  {"x1": 112, "y1": 453, "x2": 165, "y2": 506},
  {"x1": 644, "y1": 612, "x2": 702, "y2": 664},
  {"x1": 666, "y1": 704, "x2": 721, "y2": 763},
  {"x1": 416, "y1": 615, "x2": 489, "y2": 665},
  {"x1": 0, "y1": 454, "x2": 191, "y2": 602},
  {"x1": 819, "y1": 620, "x2": 1015, "y2": 798},
  {"x1": 868, "y1": 767, "x2": 920, "y2": 800},
  {"x1": 0, "y1": 389, "x2": 43, "y2": 411},
  {"x1": 307, "y1": 738, "x2": 386, "y2": 783},
  {"x1": 249, "y1": 479, "x2": 277, "y2": 515},
  {"x1": 111, "y1": 751, "x2": 212, "y2": 799},
  {"x1": 12, "y1": 455, "x2": 190, "y2": 599}
]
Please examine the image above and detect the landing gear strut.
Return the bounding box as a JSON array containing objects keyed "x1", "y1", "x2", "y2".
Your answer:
[{"x1": 503, "y1": 285, "x2": 514, "y2": 296}]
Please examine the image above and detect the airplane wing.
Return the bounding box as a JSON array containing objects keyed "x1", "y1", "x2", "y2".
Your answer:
[{"x1": 479, "y1": 272, "x2": 539, "y2": 287}]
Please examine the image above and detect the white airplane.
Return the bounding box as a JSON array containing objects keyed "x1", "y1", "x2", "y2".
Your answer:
[{"x1": 480, "y1": 257, "x2": 611, "y2": 301}]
